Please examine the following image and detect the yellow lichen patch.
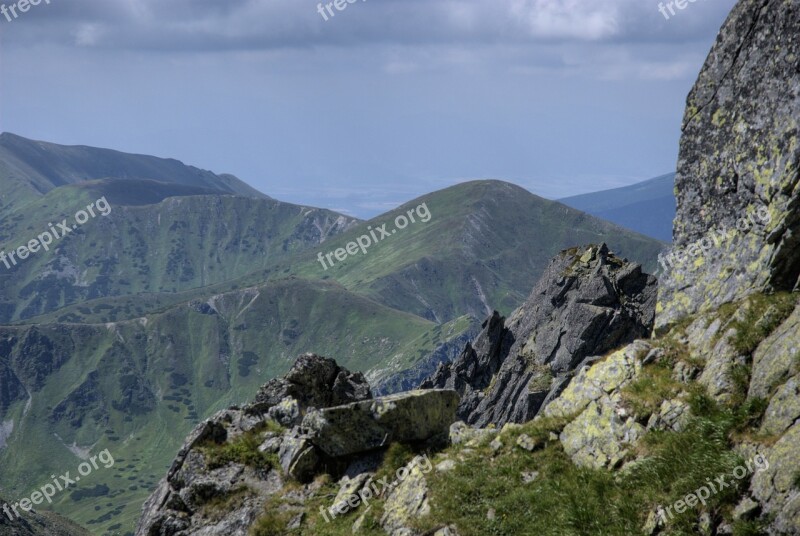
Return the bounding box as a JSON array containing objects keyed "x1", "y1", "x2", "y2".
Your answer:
[{"x1": 712, "y1": 108, "x2": 727, "y2": 127}]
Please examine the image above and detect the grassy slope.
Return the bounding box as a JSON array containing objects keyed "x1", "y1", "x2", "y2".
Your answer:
[
  {"x1": 245, "y1": 180, "x2": 665, "y2": 323},
  {"x1": 0, "y1": 182, "x2": 356, "y2": 322},
  {"x1": 19, "y1": 180, "x2": 663, "y2": 330},
  {"x1": 0, "y1": 278, "x2": 474, "y2": 535}
]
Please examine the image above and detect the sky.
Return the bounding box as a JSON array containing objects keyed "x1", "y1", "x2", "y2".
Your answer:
[{"x1": 0, "y1": 0, "x2": 738, "y2": 218}]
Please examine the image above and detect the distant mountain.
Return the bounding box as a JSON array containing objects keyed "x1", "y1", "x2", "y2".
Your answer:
[
  {"x1": 266, "y1": 180, "x2": 665, "y2": 324},
  {"x1": 0, "y1": 132, "x2": 266, "y2": 212},
  {"x1": 0, "y1": 175, "x2": 358, "y2": 324},
  {"x1": 559, "y1": 173, "x2": 676, "y2": 242}
]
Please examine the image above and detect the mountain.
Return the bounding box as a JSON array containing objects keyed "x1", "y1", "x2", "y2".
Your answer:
[
  {"x1": 0, "y1": 176, "x2": 358, "y2": 323},
  {"x1": 134, "y1": 2, "x2": 800, "y2": 535},
  {"x1": 0, "y1": 132, "x2": 265, "y2": 212},
  {"x1": 263, "y1": 180, "x2": 665, "y2": 324},
  {"x1": 560, "y1": 173, "x2": 676, "y2": 242}
]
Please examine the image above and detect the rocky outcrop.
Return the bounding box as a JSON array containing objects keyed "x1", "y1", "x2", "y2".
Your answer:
[
  {"x1": 543, "y1": 340, "x2": 650, "y2": 469},
  {"x1": 135, "y1": 354, "x2": 458, "y2": 536},
  {"x1": 657, "y1": 0, "x2": 800, "y2": 330},
  {"x1": 421, "y1": 244, "x2": 657, "y2": 427},
  {"x1": 244, "y1": 352, "x2": 372, "y2": 423}
]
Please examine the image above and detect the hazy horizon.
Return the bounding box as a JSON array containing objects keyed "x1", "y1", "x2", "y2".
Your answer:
[{"x1": 0, "y1": 0, "x2": 736, "y2": 217}]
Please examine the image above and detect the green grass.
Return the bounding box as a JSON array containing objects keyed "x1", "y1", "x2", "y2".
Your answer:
[
  {"x1": 249, "y1": 445, "x2": 426, "y2": 536},
  {"x1": 621, "y1": 362, "x2": 682, "y2": 420},
  {"x1": 200, "y1": 486, "x2": 255, "y2": 520},
  {"x1": 200, "y1": 423, "x2": 282, "y2": 472},
  {"x1": 729, "y1": 293, "x2": 797, "y2": 355},
  {"x1": 412, "y1": 392, "x2": 758, "y2": 536}
]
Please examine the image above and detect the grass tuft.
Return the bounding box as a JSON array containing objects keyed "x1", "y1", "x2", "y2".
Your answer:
[
  {"x1": 200, "y1": 421, "x2": 282, "y2": 472},
  {"x1": 729, "y1": 293, "x2": 797, "y2": 355}
]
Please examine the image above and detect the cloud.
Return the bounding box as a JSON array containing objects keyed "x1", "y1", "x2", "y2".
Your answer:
[{"x1": 1, "y1": 0, "x2": 737, "y2": 53}]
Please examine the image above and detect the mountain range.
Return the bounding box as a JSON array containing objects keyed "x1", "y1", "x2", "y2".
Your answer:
[{"x1": 0, "y1": 133, "x2": 669, "y2": 534}]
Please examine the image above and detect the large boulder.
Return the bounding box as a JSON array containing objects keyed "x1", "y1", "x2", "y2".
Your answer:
[
  {"x1": 422, "y1": 244, "x2": 657, "y2": 427},
  {"x1": 244, "y1": 352, "x2": 372, "y2": 422},
  {"x1": 302, "y1": 390, "x2": 460, "y2": 458},
  {"x1": 657, "y1": 0, "x2": 800, "y2": 330}
]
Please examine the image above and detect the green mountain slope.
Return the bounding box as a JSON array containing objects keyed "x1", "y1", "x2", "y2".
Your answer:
[
  {"x1": 0, "y1": 181, "x2": 358, "y2": 322},
  {"x1": 0, "y1": 277, "x2": 472, "y2": 534},
  {"x1": 266, "y1": 180, "x2": 665, "y2": 322},
  {"x1": 0, "y1": 132, "x2": 265, "y2": 212},
  {"x1": 16, "y1": 181, "x2": 664, "y2": 329}
]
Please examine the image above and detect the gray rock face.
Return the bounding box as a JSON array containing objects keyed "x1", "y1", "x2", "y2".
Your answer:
[
  {"x1": 302, "y1": 390, "x2": 459, "y2": 458},
  {"x1": 244, "y1": 352, "x2": 372, "y2": 421},
  {"x1": 421, "y1": 244, "x2": 657, "y2": 426},
  {"x1": 657, "y1": 0, "x2": 800, "y2": 330}
]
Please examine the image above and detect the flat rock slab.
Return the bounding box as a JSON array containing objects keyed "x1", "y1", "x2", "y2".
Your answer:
[{"x1": 303, "y1": 390, "x2": 460, "y2": 458}]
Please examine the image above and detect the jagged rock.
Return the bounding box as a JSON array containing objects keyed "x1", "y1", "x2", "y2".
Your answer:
[
  {"x1": 542, "y1": 341, "x2": 649, "y2": 469},
  {"x1": 749, "y1": 302, "x2": 800, "y2": 398},
  {"x1": 656, "y1": 0, "x2": 800, "y2": 331},
  {"x1": 331, "y1": 473, "x2": 372, "y2": 515},
  {"x1": 420, "y1": 312, "x2": 510, "y2": 415},
  {"x1": 683, "y1": 313, "x2": 745, "y2": 403},
  {"x1": 278, "y1": 434, "x2": 318, "y2": 482},
  {"x1": 544, "y1": 341, "x2": 647, "y2": 420},
  {"x1": 751, "y1": 422, "x2": 800, "y2": 534},
  {"x1": 646, "y1": 398, "x2": 690, "y2": 433},
  {"x1": 761, "y1": 375, "x2": 800, "y2": 436},
  {"x1": 302, "y1": 390, "x2": 459, "y2": 458},
  {"x1": 373, "y1": 318, "x2": 481, "y2": 395},
  {"x1": 422, "y1": 244, "x2": 656, "y2": 427},
  {"x1": 733, "y1": 497, "x2": 760, "y2": 520},
  {"x1": 559, "y1": 396, "x2": 644, "y2": 470},
  {"x1": 257, "y1": 435, "x2": 282, "y2": 454},
  {"x1": 266, "y1": 397, "x2": 300, "y2": 427},
  {"x1": 245, "y1": 353, "x2": 372, "y2": 419},
  {"x1": 381, "y1": 461, "x2": 432, "y2": 536}
]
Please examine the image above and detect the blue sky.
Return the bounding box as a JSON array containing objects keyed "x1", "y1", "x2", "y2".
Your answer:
[{"x1": 0, "y1": 0, "x2": 737, "y2": 217}]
